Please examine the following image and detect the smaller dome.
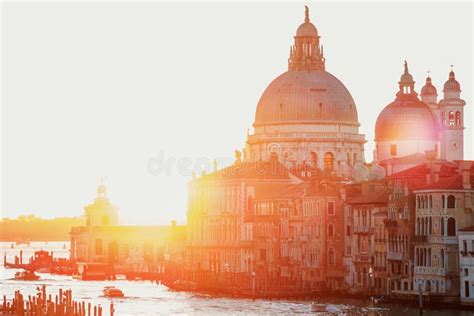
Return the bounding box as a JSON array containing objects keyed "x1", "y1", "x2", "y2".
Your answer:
[
  {"x1": 443, "y1": 70, "x2": 461, "y2": 92},
  {"x1": 375, "y1": 99, "x2": 439, "y2": 141},
  {"x1": 420, "y1": 76, "x2": 437, "y2": 96}
]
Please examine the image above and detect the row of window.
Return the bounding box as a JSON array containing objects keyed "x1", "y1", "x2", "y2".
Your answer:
[
  {"x1": 416, "y1": 194, "x2": 456, "y2": 209},
  {"x1": 442, "y1": 111, "x2": 462, "y2": 127},
  {"x1": 416, "y1": 217, "x2": 456, "y2": 237}
]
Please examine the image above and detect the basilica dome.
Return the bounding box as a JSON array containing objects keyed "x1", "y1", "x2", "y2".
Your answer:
[
  {"x1": 245, "y1": 6, "x2": 366, "y2": 174},
  {"x1": 254, "y1": 70, "x2": 358, "y2": 126},
  {"x1": 420, "y1": 76, "x2": 437, "y2": 96}
]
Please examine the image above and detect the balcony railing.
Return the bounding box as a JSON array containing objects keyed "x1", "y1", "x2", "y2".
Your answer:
[
  {"x1": 414, "y1": 266, "x2": 445, "y2": 276},
  {"x1": 383, "y1": 219, "x2": 397, "y2": 229},
  {"x1": 354, "y1": 254, "x2": 372, "y2": 263},
  {"x1": 413, "y1": 235, "x2": 428, "y2": 243},
  {"x1": 387, "y1": 252, "x2": 404, "y2": 261}
]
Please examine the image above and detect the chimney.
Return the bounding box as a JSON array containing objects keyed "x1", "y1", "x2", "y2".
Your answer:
[
  {"x1": 425, "y1": 149, "x2": 437, "y2": 168},
  {"x1": 433, "y1": 163, "x2": 441, "y2": 184},
  {"x1": 340, "y1": 187, "x2": 347, "y2": 201},
  {"x1": 212, "y1": 159, "x2": 218, "y2": 173},
  {"x1": 459, "y1": 161, "x2": 473, "y2": 189}
]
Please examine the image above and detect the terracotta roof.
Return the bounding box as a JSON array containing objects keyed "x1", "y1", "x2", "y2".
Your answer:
[
  {"x1": 346, "y1": 189, "x2": 390, "y2": 205},
  {"x1": 379, "y1": 153, "x2": 427, "y2": 165},
  {"x1": 257, "y1": 179, "x2": 340, "y2": 200},
  {"x1": 459, "y1": 226, "x2": 474, "y2": 232},
  {"x1": 197, "y1": 160, "x2": 291, "y2": 181}
]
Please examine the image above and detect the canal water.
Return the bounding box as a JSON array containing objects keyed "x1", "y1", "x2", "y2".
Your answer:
[{"x1": 0, "y1": 242, "x2": 472, "y2": 315}]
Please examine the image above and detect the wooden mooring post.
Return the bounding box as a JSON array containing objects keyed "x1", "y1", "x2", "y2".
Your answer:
[{"x1": 0, "y1": 286, "x2": 110, "y2": 315}]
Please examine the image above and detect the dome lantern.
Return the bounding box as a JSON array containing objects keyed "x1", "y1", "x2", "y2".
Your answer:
[
  {"x1": 288, "y1": 6, "x2": 325, "y2": 71},
  {"x1": 397, "y1": 61, "x2": 417, "y2": 98}
]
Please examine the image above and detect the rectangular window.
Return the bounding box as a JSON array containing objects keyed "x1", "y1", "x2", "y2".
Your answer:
[
  {"x1": 327, "y1": 201, "x2": 335, "y2": 215},
  {"x1": 102, "y1": 216, "x2": 109, "y2": 225},
  {"x1": 95, "y1": 239, "x2": 103, "y2": 255},
  {"x1": 390, "y1": 144, "x2": 397, "y2": 156}
]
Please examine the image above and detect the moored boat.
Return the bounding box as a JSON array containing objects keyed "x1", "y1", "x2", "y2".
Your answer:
[
  {"x1": 103, "y1": 286, "x2": 124, "y2": 298},
  {"x1": 310, "y1": 302, "x2": 327, "y2": 312},
  {"x1": 14, "y1": 270, "x2": 39, "y2": 281}
]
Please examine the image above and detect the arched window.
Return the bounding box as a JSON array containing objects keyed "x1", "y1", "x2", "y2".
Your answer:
[
  {"x1": 429, "y1": 195, "x2": 433, "y2": 208},
  {"x1": 309, "y1": 151, "x2": 318, "y2": 170},
  {"x1": 324, "y1": 152, "x2": 334, "y2": 172},
  {"x1": 328, "y1": 248, "x2": 335, "y2": 265},
  {"x1": 442, "y1": 195, "x2": 446, "y2": 209},
  {"x1": 441, "y1": 217, "x2": 445, "y2": 236},
  {"x1": 417, "y1": 196, "x2": 420, "y2": 209},
  {"x1": 447, "y1": 218, "x2": 456, "y2": 236},
  {"x1": 328, "y1": 224, "x2": 334, "y2": 237},
  {"x1": 447, "y1": 195, "x2": 455, "y2": 209},
  {"x1": 455, "y1": 111, "x2": 461, "y2": 126},
  {"x1": 247, "y1": 195, "x2": 254, "y2": 213},
  {"x1": 448, "y1": 111, "x2": 455, "y2": 126}
]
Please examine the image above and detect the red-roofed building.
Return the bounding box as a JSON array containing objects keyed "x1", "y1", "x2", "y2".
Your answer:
[
  {"x1": 345, "y1": 181, "x2": 390, "y2": 295},
  {"x1": 412, "y1": 160, "x2": 474, "y2": 303}
]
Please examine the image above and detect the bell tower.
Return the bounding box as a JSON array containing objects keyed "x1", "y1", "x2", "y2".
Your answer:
[{"x1": 439, "y1": 69, "x2": 465, "y2": 161}]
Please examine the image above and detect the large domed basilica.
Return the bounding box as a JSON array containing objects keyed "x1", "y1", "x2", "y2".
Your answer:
[{"x1": 244, "y1": 6, "x2": 365, "y2": 178}]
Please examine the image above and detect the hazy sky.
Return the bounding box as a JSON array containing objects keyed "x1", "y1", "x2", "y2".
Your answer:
[{"x1": 2, "y1": 2, "x2": 473, "y2": 224}]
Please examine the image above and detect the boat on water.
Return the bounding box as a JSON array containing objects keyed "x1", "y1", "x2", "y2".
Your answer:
[
  {"x1": 310, "y1": 302, "x2": 327, "y2": 312},
  {"x1": 103, "y1": 286, "x2": 124, "y2": 298},
  {"x1": 15, "y1": 241, "x2": 30, "y2": 246},
  {"x1": 371, "y1": 295, "x2": 387, "y2": 304},
  {"x1": 14, "y1": 270, "x2": 39, "y2": 281}
]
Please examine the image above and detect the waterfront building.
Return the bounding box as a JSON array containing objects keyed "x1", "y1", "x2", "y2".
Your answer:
[
  {"x1": 70, "y1": 184, "x2": 186, "y2": 277},
  {"x1": 412, "y1": 161, "x2": 474, "y2": 302},
  {"x1": 458, "y1": 226, "x2": 474, "y2": 305},
  {"x1": 383, "y1": 159, "x2": 437, "y2": 295},
  {"x1": 185, "y1": 158, "x2": 299, "y2": 292},
  {"x1": 345, "y1": 181, "x2": 389, "y2": 294}
]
